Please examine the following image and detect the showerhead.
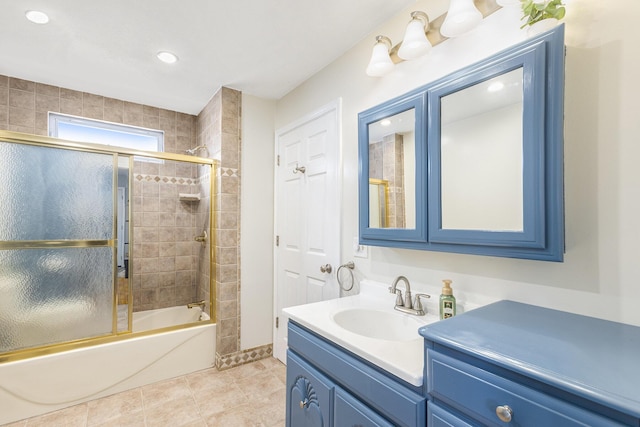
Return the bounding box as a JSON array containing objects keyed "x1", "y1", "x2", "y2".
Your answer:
[{"x1": 184, "y1": 145, "x2": 208, "y2": 156}]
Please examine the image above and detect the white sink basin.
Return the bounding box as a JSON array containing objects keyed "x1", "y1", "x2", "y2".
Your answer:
[{"x1": 332, "y1": 308, "x2": 430, "y2": 342}]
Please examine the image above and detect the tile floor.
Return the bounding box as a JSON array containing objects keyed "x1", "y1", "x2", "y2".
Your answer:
[{"x1": 4, "y1": 357, "x2": 286, "y2": 427}]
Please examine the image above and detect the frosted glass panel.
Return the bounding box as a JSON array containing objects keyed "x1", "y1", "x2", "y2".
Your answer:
[
  {"x1": 0, "y1": 141, "x2": 114, "y2": 240},
  {"x1": 0, "y1": 247, "x2": 114, "y2": 353}
]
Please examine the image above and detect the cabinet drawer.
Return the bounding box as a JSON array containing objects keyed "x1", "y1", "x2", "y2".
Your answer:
[
  {"x1": 287, "y1": 351, "x2": 334, "y2": 427},
  {"x1": 427, "y1": 350, "x2": 623, "y2": 427},
  {"x1": 335, "y1": 387, "x2": 394, "y2": 427},
  {"x1": 428, "y1": 401, "x2": 476, "y2": 427}
]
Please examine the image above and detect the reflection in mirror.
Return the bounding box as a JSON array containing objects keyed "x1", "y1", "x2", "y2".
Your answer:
[
  {"x1": 368, "y1": 109, "x2": 416, "y2": 229},
  {"x1": 368, "y1": 179, "x2": 389, "y2": 228},
  {"x1": 440, "y1": 67, "x2": 524, "y2": 231}
]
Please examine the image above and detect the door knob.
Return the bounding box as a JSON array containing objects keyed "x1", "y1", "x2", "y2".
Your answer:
[{"x1": 320, "y1": 264, "x2": 332, "y2": 274}]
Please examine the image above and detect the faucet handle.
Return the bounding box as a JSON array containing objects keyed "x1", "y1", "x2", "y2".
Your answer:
[
  {"x1": 392, "y1": 289, "x2": 404, "y2": 306},
  {"x1": 413, "y1": 293, "x2": 431, "y2": 312}
]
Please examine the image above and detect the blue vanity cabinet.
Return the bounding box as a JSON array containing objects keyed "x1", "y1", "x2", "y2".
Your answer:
[
  {"x1": 287, "y1": 321, "x2": 427, "y2": 427},
  {"x1": 420, "y1": 301, "x2": 640, "y2": 426}
]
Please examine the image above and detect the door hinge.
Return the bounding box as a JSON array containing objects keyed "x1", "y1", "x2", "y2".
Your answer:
[
  {"x1": 276, "y1": 317, "x2": 279, "y2": 328},
  {"x1": 276, "y1": 235, "x2": 279, "y2": 246},
  {"x1": 277, "y1": 155, "x2": 280, "y2": 166}
]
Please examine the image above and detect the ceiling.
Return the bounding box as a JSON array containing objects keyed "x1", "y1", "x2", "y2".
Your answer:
[{"x1": 0, "y1": 0, "x2": 414, "y2": 115}]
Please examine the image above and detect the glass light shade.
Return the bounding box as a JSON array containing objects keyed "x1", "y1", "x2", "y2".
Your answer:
[
  {"x1": 398, "y1": 19, "x2": 432, "y2": 60},
  {"x1": 366, "y1": 41, "x2": 394, "y2": 77},
  {"x1": 440, "y1": 0, "x2": 483, "y2": 38}
]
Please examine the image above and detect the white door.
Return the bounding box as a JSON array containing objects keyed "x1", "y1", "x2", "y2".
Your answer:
[{"x1": 273, "y1": 100, "x2": 341, "y2": 363}]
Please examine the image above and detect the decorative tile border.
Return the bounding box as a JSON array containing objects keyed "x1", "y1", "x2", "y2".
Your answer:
[
  {"x1": 215, "y1": 344, "x2": 273, "y2": 370},
  {"x1": 219, "y1": 167, "x2": 238, "y2": 178},
  {"x1": 134, "y1": 173, "x2": 210, "y2": 185}
]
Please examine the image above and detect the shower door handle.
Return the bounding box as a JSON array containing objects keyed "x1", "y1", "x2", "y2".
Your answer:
[{"x1": 320, "y1": 264, "x2": 332, "y2": 274}]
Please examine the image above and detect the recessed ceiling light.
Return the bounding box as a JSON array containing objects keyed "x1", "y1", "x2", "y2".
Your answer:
[
  {"x1": 25, "y1": 10, "x2": 49, "y2": 24},
  {"x1": 157, "y1": 51, "x2": 178, "y2": 64},
  {"x1": 380, "y1": 119, "x2": 392, "y2": 126}
]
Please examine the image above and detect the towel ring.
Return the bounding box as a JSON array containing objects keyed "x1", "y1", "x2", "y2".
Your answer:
[{"x1": 336, "y1": 261, "x2": 355, "y2": 291}]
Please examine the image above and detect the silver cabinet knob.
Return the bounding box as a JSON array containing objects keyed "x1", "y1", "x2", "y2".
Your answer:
[
  {"x1": 496, "y1": 405, "x2": 513, "y2": 423},
  {"x1": 320, "y1": 264, "x2": 332, "y2": 274},
  {"x1": 299, "y1": 399, "x2": 309, "y2": 409}
]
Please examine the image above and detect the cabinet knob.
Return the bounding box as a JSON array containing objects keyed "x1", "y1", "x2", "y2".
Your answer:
[
  {"x1": 495, "y1": 405, "x2": 513, "y2": 422},
  {"x1": 299, "y1": 399, "x2": 309, "y2": 409}
]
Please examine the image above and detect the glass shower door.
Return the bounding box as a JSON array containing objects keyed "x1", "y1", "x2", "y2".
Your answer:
[{"x1": 0, "y1": 141, "x2": 116, "y2": 353}]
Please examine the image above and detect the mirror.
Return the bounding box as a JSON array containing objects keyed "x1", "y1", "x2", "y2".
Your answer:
[
  {"x1": 367, "y1": 109, "x2": 416, "y2": 229},
  {"x1": 440, "y1": 68, "x2": 524, "y2": 231},
  {"x1": 359, "y1": 91, "x2": 427, "y2": 244},
  {"x1": 358, "y1": 25, "x2": 565, "y2": 261}
]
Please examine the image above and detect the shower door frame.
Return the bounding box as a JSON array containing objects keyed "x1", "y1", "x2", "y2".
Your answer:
[{"x1": 0, "y1": 130, "x2": 216, "y2": 363}]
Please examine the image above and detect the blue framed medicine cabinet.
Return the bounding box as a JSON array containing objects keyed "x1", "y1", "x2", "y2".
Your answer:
[{"x1": 358, "y1": 25, "x2": 565, "y2": 261}]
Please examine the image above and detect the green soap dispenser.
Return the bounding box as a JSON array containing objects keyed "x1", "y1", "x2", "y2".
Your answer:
[{"x1": 439, "y1": 279, "x2": 456, "y2": 320}]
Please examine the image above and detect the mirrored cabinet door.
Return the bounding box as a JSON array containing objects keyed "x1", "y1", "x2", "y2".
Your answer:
[
  {"x1": 427, "y1": 45, "x2": 547, "y2": 249},
  {"x1": 358, "y1": 92, "x2": 427, "y2": 244}
]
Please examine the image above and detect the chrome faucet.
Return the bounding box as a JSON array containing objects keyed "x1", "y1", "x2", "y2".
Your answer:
[
  {"x1": 389, "y1": 276, "x2": 430, "y2": 316},
  {"x1": 187, "y1": 300, "x2": 206, "y2": 310}
]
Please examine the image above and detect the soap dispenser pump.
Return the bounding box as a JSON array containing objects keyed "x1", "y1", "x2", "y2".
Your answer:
[{"x1": 439, "y1": 279, "x2": 456, "y2": 320}]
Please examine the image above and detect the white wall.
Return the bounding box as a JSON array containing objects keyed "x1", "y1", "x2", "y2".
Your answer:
[
  {"x1": 240, "y1": 94, "x2": 276, "y2": 349},
  {"x1": 272, "y1": 0, "x2": 640, "y2": 326}
]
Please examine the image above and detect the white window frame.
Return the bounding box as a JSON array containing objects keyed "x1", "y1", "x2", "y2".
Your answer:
[{"x1": 48, "y1": 112, "x2": 164, "y2": 153}]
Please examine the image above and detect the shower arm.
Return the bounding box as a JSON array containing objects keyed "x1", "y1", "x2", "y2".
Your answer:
[{"x1": 185, "y1": 145, "x2": 209, "y2": 156}]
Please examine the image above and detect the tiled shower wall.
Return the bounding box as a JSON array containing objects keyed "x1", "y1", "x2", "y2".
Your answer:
[
  {"x1": 0, "y1": 74, "x2": 203, "y2": 311},
  {"x1": 0, "y1": 74, "x2": 254, "y2": 367},
  {"x1": 131, "y1": 159, "x2": 205, "y2": 311},
  {"x1": 197, "y1": 87, "x2": 255, "y2": 368}
]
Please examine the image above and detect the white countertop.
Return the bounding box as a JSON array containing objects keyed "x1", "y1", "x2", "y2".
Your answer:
[{"x1": 283, "y1": 280, "x2": 441, "y2": 387}]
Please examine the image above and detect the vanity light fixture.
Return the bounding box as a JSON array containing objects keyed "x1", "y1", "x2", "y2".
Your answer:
[
  {"x1": 366, "y1": 1, "x2": 501, "y2": 77},
  {"x1": 366, "y1": 36, "x2": 394, "y2": 77},
  {"x1": 25, "y1": 10, "x2": 49, "y2": 24},
  {"x1": 398, "y1": 11, "x2": 432, "y2": 60},
  {"x1": 156, "y1": 51, "x2": 179, "y2": 64},
  {"x1": 366, "y1": 11, "x2": 431, "y2": 77},
  {"x1": 440, "y1": 0, "x2": 483, "y2": 37}
]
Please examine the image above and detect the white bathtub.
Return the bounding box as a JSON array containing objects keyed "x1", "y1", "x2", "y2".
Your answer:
[
  {"x1": 133, "y1": 305, "x2": 210, "y2": 332},
  {"x1": 0, "y1": 306, "x2": 216, "y2": 425}
]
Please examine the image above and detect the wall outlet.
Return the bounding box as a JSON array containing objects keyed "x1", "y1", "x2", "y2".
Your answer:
[{"x1": 353, "y1": 237, "x2": 368, "y2": 258}]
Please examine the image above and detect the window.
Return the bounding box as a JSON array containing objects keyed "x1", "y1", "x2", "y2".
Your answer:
[{"x1": 48, "y1": 113, "x2": 164, "y2": 153}]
